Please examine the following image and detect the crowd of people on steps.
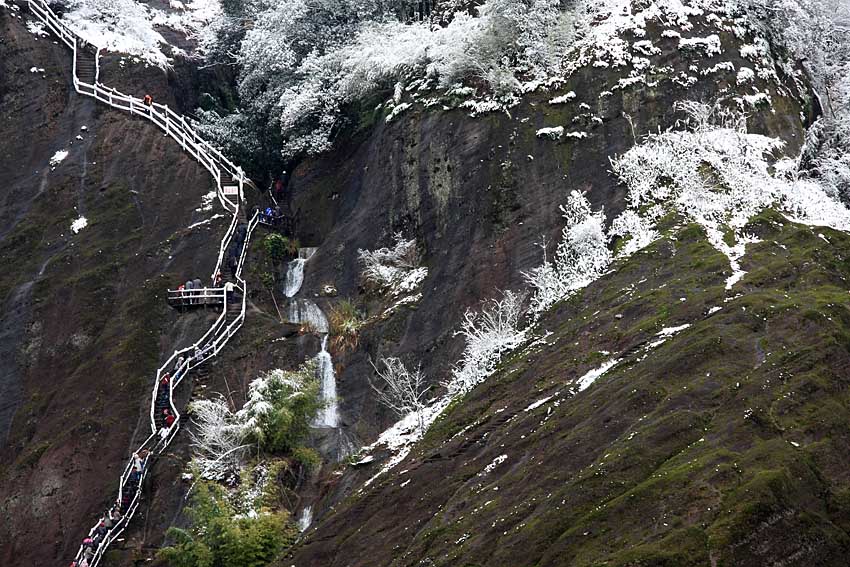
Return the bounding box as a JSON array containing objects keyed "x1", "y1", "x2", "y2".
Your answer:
[
  {"x1": 69, "y1": 449, "x2": 150, "y2": 567},
  {"x1": 67, "y1": 352, "x2": 196, "y2": 565}
]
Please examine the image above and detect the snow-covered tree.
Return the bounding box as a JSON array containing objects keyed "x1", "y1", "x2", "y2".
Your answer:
[
  {"x1": 523, "y1": 190, "x2": 611, "y2": 316},
  {"x1": 369, "y1": 357, "x2": 431, "y2": 425},
  {"x1": 189, "y1": 364, "x2": 321, "y2": 479},
  {"x1": 448, "y1": 289, "x2": 528, "y2": 396},
  {"x1": 610, "y1": 101, "x2": 850, "y2": 288},
  {"x1": 189, "y1": 396, "x2": 252, "y2": 481},
  {"x1": 200, "y1": 0, "x2": 585, "y2": 161}
]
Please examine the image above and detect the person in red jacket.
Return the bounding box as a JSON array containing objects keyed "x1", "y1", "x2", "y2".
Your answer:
[{"x1": 163, "y1": 409, "x2": 175, "y2": 428}]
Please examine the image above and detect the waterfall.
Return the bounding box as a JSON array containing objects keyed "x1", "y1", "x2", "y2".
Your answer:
[
  {"x1": 282, "y1": 247, "x2": 318, "y2": 298},
  {"x1": 283, "y1": 258, "x2": 306, "y2": 298},
  {"x1": 314, "y1": 335, "x2": 339, "y2": 428},
  {"x1": 287, "y1": 299, "x2": 329, "y2": 333},
  {"x1": 297, "y1": 506, "x2": 313, "y2": 532}
]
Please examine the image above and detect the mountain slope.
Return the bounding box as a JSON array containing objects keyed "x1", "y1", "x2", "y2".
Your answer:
[{"x1": 288, "y1": 211, "x2": 850, "y2": 566}]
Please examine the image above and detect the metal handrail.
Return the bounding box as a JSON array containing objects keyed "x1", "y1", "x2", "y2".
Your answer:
[{"x1": 18, "y1": 2, "x2": 263, "y2": 564}]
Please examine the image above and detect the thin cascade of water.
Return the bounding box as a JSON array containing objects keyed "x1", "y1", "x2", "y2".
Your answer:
[
  {"x1": 297, "y1": 505, "x2": 313, "y2": 532},
  {"x1": 282, "y1": 247, "x2": 318, "y2": 298},
  {"x1": 314, "y1": 334, "x2": 339, "y2": 428},
  {"x1": 287, "y1": 299, "x2": 329, "y2": 333},
  {"x1": 283, "y1": 258, "x2": 306, "y2": 298}
]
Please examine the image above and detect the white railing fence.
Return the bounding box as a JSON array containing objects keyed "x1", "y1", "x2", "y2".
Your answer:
[{"x1": 18, "y1": 2, "x2": 264, "y2": 565}]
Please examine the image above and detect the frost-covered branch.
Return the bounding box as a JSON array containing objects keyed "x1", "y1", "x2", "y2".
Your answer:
[
  {"x1": 190, "y1": 365, "x2": 320, "y2": 479},
  {"x1": 523, "y1": 191, "x2": 611, "y2": 316},
  {"x1": 189, "y1": 396, "x2": 251, "y2": 481},
  {"x1": 610, "y1": 100, "x2": 850, "y2": 288}
]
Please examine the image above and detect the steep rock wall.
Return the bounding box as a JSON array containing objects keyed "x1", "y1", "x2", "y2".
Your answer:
[{"x1": 0, "y1": 8, "x2": 230, "y2": 564}]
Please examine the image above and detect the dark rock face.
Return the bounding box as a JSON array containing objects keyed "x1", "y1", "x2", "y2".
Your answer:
[
  {"x1": 0, "y1": 10, "x2": 229, "y2": 565},
  {"x1": 1, "y1": 1, "x2": 833, "y2": 565}
]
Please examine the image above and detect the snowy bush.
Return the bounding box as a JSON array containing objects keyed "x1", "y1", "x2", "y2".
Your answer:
[
  {"x1": 358, "y1": 233, "x2": 427, "y2": 296},
  {"x1": 448, "y1": 290, "x2": 528, "y2": 396},
  {"x1": 190, "y1": 363, "x2": 321, "y2": 479},
  {"x1": 189, "y1": 396, "x2": 252, "y2": 481},
  {"x1": 236, "y1": 363, "x2": 321, "y2": 454},
  {"x1": 610, "y1": 101, "x2": 850, "y2": 287},
  {"x1": 61, "y1": 0, "x2": 221, "y2": 66},
  {"x1": 201, "y1": 0, "x2": 581, "y2": 160},
  {"x1": 523, "y1": 191, "x2": 611, "y2": 316}
]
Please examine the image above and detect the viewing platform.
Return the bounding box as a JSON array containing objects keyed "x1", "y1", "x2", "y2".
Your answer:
[{"x1": 166, "y1": 287, "x2": 229, "y2": 310}]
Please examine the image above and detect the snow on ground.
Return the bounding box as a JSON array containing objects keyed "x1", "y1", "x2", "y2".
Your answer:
[
  {"x1": 362, "y1": 397, "x2": 452, "y2": 487},
  {"x1": 195, "y1": 190, "x2": 217, "y2": 212},
  {"x1": 49, "y1": 149, "x2": 69, "y2": 167},
  {"x1": 479, "y1": 454, "x2": 508, "y2": 476},
  {"x1": 536, "y1": 126, "x2": 564, "y2": 140},
  {"x1": 70, "y1": 216, "x2": 88, "y2": 233},
  {"x1": 26, "y1": 20, "x2": 48, "y2": 37},
  {"x1": 549, "y1": 92, "x2": 576, "y2": 104},
  {"x1": 525, "y1": 395, "x2": 554, "y2": 412},
  {"x1": 575, "y1": 358, "x2": 620, "y2": 392},
  {"x1": 187, "y1": 213, "x2": 225, "y2": 230},
  {"x1": 649, "y1": 322, "x2": 692, "y2": 348},
  {"x1": 658, "y1": 323, "x2": 691, "y2": 337}
]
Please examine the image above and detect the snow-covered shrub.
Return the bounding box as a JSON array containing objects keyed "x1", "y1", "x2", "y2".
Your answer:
[
  {"x1": 610, "y1": 101, "x2": 850, "y2": 286},
  {"x1": 61, "y1": 0, "x2": 221, "y2": 66},
  {"x1": 236, "y1": 363, "x2": 321, "y2": 454},
  {"x1": 523, "y1": 191, "x2": 611, "y2": 315},
  {"x1": 369, "y1": 357, "x2": 430, "y2": 421},
  {"x1": 189, "y1": 396, "x2": 252, "y2": 481},
  {"x1": 448, "y1": 290, "x2": 528, "y2": 396},
  {"x1": 358, "y1": 233, "x2": 427, "y2": 296},
  {"x1": 201, "y1": 0, "x2": 582, "y2": 160},
  {"x1": 190, "y1": 363, "x2": 321, "y2": 479}
]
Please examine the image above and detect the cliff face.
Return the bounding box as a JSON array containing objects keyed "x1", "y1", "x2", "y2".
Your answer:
[
  {"x1": 4, "y1": 0, "x2": 846, "y2": 565},
  {"x1": 283, "y1": 12, "x2": 815, "y2": 533},
  {"x1": 0, "y1": 8, "x2": 228, "y2": 564},
  {"x1": 289, "y1": 211, "x2": 850, "y2": 566}
]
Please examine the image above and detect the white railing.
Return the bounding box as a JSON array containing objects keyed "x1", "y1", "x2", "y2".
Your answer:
[
  {"x1": 18, "y1": 2, "x2": 264, "y2": 565},
  {"x1": 27, "y1": 0, "x2": 246, "y2": 216},
  {"x1": 166, "y1": 287, "x2": 228, "y2": 306}
]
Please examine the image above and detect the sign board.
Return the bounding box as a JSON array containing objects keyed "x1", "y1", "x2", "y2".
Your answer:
[{"x1": 223, "y1": 185, "x2": 239, "y2": 196}]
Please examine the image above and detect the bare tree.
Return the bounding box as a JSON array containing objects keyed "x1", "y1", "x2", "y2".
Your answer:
[{"x1": 369, "y1": 357, "x2": 431, "y2": 428}]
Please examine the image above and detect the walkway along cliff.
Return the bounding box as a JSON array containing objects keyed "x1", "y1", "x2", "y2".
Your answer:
[{"x1": 21, "y1": 1, "x2": 262, "y2": 564}]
